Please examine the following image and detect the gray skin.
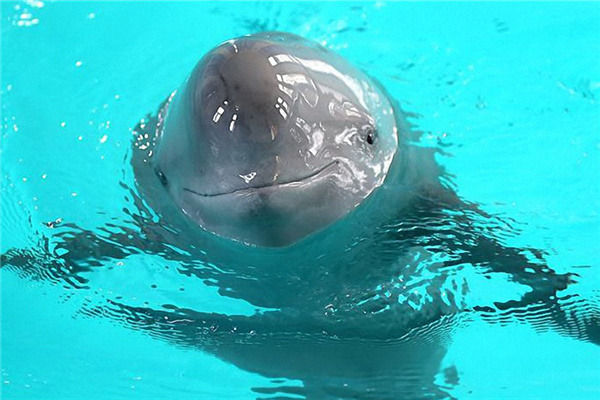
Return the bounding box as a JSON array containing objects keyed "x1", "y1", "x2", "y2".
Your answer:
[{"x1": 134, "y1": 32, "x2": 398, "y2": 247}]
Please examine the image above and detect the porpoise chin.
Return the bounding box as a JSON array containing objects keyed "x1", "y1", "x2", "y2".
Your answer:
[{"x1": 140, "y1": 32, "x2": 399, "y2": 247}]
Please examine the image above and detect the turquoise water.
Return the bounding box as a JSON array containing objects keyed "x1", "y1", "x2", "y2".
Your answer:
[{"x1": 1, "y1": 1, "x2": 599, "y2": 399}]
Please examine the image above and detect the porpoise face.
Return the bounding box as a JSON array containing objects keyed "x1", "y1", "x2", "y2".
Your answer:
[{"x1": 153, "y1": 32, "x2": 399, "y2": 247}]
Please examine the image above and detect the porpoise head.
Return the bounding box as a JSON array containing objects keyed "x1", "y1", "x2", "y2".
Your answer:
[{"x1": 152, "y1": 32, "x2": 399, "y2": 247}]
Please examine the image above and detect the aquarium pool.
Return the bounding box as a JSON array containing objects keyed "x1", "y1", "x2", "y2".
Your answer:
[{"x1": 1, "y1": 2, "x2": 599, "y2": 399}]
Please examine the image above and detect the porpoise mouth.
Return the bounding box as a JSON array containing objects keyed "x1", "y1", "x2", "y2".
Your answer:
[{"x1": 184, "y1": 160, "x2": 340, "y2": 198}]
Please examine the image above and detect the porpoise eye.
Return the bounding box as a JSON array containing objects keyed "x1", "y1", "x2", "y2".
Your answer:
[
  {"x1": 155, "y1": 168, "x2": 168, "y2": 186},
  {"x1": 364, "y1": 126, "x2": 377, "y2": 145}
]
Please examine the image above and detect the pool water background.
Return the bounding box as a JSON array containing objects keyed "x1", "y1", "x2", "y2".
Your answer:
[{"x1": 1, "y1": 1, "x2": 599, "y2": 399}]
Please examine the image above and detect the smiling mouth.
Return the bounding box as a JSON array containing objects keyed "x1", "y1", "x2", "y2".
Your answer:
[{"x1": 184, "y1": 160, "x2": 340, "y2": 198}]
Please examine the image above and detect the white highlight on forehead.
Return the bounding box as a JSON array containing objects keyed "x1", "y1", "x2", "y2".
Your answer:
[
  {"x1": 267, "y1": 52, "x2": 367, "y2": 110},
  {"x1": 278, "y1": 84, "x2": 294, "y2": 98},
  {"x1": 308, "y1": 129, "x2": 324, "y2": 156},
  {"x1": 277, "y1": 97, "x2": 289, "y2": 112},
  {"x1": 294, "y1": 117, "x2": 312, "y2": 136},
  {"x1": 273, "y1": 155, "x2": 281, "y2": 181},
  {"x1": 229, "y1": 114, "x2": 237, "y2": 132},
  {"x1": 228, "y1": 39, "x2": 239, "y2": 53},
  {"x1": 239, "y1": 171, "x2": 257, "y2": 183},
  {"x1": 275, "y1": 97, "x2": 289, "y2": 119},
  {"x1": 279, "y1": 73, "x2": 309, "y2": 86},
  {"x1": 268, "y1": 54, "x2": 295, "y2": 66},
  {"x1": 213, "y1": 106, "x2": 225, "y2": 123},
  {"x1": 294, "y1": 57, "x2": 368, "y2": 109},
  {"x1": 344, "y1": 104, "x2": 362, "y2": 118},
  {"x1": 334, "y1": 126, "x2": 355, "y2": 146}
]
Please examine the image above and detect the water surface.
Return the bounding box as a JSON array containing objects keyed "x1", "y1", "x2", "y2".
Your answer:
[{"x1": 1, "y1": 2, "x2": 599, "y2": 399}]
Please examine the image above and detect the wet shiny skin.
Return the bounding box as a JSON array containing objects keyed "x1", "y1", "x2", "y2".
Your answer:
[{"x1": 139, "y1": 32, "x2": 398, "y2": 246}]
